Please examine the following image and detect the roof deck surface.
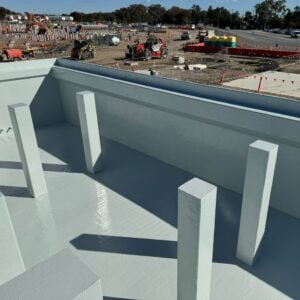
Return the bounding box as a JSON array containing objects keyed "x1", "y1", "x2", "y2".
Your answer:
[{"x1": 1, "y1": 123, "x2": 299, "y2": 299}]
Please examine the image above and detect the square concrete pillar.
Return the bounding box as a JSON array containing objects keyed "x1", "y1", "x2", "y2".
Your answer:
[
  {"x1": 177, "y1": 178, "x2": 217, "y2": 300},
  {"x1": 76, "y1": 91, "x2": 102, "y2": 174},
  {"x1": 0, "y1": 192, "x2": 25, "y2": 285},
  {"x1": 0, "y1": 248, "x2": 103, "y2": 300},
  {"x1": 236, "y1": 140, "x2": 278, "y2": 265},
  {"x1": 8, "y1": 103, "x2": 47, "y2": 198}
]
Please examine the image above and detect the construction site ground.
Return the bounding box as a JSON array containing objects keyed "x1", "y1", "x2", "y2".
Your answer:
[{"x1": 1, "y1": 29, "x2": 299, "y2": 99}]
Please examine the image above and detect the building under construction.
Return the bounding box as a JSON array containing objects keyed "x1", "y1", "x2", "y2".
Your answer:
[{"x1": 0, "y1": 58, "x2": 299, "y2": 299}]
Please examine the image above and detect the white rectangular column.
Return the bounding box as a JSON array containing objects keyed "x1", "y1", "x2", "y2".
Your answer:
[
  {"x1": 236, "y1": 140, "x2": 278, "y2": 265},
  {"x1": 0, "y1": 192, "x2": 25, "y2": 285},
  {"x1": 177, "y1": 178, "x2": 217, "y2": 300},
  {"x1": 8, "y1": 103, "x2": 47, "y2": 198},
  {"x1": 76, "y1": 91, "x2": 102, "y2": 174}
]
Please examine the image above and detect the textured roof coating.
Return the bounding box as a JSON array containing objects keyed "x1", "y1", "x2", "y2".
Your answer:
[
  {"x1": 1, "y1": 123, "x2": 299, "y2": 299},
  {"x1": 0, "y1": 248, "x2": 101, "y2": 300}
]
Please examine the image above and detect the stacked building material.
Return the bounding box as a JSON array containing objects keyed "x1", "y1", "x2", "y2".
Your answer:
[{"x1": 204, "y1": 35, "x2": 237, "y2": 48}]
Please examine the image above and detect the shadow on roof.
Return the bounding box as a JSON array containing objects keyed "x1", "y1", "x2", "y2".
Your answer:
[{"x1": 71, "y1": 234, "x2": 177, "y2": 259}]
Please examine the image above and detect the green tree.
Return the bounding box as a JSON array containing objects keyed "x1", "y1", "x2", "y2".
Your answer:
[
  {"x1": 244, "y1": 11, "x2": 256, "y2": 28},
  {"x1": 255, "y1": 0, "x2": 286, "y2": 29},
  {"x1": 0, "y1": 6, "x2": 16, "y2": 19},
  {"x1": 128, "y1": 4, "x2": 148, "y2": 23},
  {"x1": 148, "y1": 4, "x2": 166, "y2": 24},
  {"x1": 190, "y1": 5, "x2": 202, "y2": 24},
  {"x1": 163, "y1": 6, "x2": 191, "y2": 25},
  {"x1": 284, "y1": 6, "x2": 300, "y2": 28}
]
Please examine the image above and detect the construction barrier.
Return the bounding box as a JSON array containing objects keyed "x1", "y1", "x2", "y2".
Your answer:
[
  {"x1": 228, "y1": 47, "x2": 300, "y2": 59},
  {"x1": 184, "y1": 43, "x2": 300, "y2": 59}
]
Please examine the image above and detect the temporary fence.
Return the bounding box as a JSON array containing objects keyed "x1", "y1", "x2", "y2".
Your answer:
[{"x1": 0, "y1": 30, "x2": 98, "y2": 42}]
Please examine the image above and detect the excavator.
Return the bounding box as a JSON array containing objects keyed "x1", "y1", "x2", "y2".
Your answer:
[{"x1": 26, "y1": 14, "x2": 51, "y2": 35}]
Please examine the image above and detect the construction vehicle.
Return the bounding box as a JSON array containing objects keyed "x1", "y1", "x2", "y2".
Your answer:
[
  {"x1": 181, "y1": 31, "x2": 191, "y2": 40},
  {"x1": 291, "y1": 30, "x2": 300, "y2": 39},
  {"x1": 22, "y1": 47, "x2": 38, "y2": 58},
  {"x1": 0, "y1": 49, "x2": 23, "y2": 62},
  {"x1": 126, "y1": 35, "x2": 168, "y2": 60},
  {"x1": 26, "y1": 14, "x2": 51, "y2": 35},
  {"x1": 71, "y1": 40, "x2": 95, "y2": 60}
]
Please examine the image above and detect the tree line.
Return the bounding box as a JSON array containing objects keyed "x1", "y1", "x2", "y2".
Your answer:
[
  {"x1": 1, "y1": 0, "x2": 299, "y2": 29},
  {"x1": 70, "y1": 1, "x2": 299, "y2": 29},
  {"x1": 0, "y1": 6, "x2": 15, "y2": 19}
]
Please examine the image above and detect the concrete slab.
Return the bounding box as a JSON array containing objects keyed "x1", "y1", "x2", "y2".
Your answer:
[{"x1": 224, "y1": 71, "x2": 300, "y2": 98}]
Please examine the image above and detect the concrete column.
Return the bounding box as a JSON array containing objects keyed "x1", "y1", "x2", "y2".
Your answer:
[
  {"x1": 177, "y1": 178, "x2": 217, "y2": 300},
  {"x1": 8, "y1": 103, "x2": 47, "y2": 198},
  {"x1": 0, "y1": 192, "x2": 25, "y2": 285},
  {"x1": 76, "y1": 91, "x2": 102, "y2": 174},
  {"x1": 236, "y1": 140, "x2": 278, "y2": 265}
]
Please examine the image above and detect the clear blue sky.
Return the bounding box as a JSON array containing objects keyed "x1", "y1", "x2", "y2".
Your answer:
[{"x1": 0, "y1": 0, "x2": 298, "y2": 14}]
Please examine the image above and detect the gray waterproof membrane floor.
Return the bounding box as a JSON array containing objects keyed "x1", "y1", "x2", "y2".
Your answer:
[{"x1": 1, "y1": 123, "x2": 300, "y2": 299}]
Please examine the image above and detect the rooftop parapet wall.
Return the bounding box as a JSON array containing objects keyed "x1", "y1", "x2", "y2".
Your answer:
[
  {"x1": 1, "y1": 59, "x2": 300, "y2": 219},
  {"x1": 56, "y1": 59, "x2": 300, "y2": 118},
  {"x1": 0, "y1": 59, "x2": 64, "y2": 134},
  {"x1": 53, "y1": 61, "x2": 300, "y2": 219}
]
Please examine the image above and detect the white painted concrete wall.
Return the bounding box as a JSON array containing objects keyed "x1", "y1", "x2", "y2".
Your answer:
[
  {"x1": 1, "y1": 60, "x2": 300, "y2": 219},
  {"x1": 53, "y1": 65, "x2": 300, "y2": 219},
  {"x1": 0, "y1": 59, "x2": 64, "y2": 134}
]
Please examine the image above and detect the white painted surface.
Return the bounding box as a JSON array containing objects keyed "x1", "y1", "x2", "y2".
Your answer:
[
  {"x1": 0, "y1": 248, "x2": 102, "y2": 300},
  {"x1": 54, "y1": 66, "x2": 300, "y2": 219},
  {"x1": 237, "y1": 140, "x2": 278, "y2": 265},
  {"x1": 0, "y1": 124, "x2": 298, "y2": 299},
  {"x1": 0, "y1": 61, "x2": 299, "y2": 299},
  {"x1": 0, "y1": 192, "x2": 25, "y2": 286},
  {"x1": 76, "y1": 91, "x2": 102, "y2": 173},
  {"x1": 177, "y1": 178, "x2": 216, "y2": 300},
  {"x1": 0, "y1": 59, "x2": 63, "y2": 132},
  {"x1": 8, "y1": 103, "x2": 48, "y2": 198}
]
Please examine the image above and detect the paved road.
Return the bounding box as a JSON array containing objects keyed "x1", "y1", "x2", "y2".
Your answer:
[{"x1": 218, "y1": 29, "x2": 300, "y2": 50}]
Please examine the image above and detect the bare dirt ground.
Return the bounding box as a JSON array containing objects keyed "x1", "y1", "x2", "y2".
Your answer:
[{"x1": 1, "y1": 29, "x2": 299, "y2": 98}]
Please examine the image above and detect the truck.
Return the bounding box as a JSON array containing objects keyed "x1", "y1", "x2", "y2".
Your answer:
[
  {"x1": 181, "y1": 31, "x2": 191, "y2": 40},
  {"x1": 291, "y1": 30, "x2": 300, "y2": 39}
]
